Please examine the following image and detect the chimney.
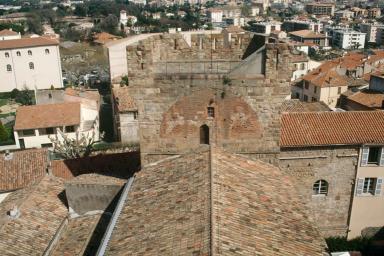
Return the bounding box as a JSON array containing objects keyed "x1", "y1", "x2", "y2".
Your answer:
[
  {"x1": 8, "y1": 206, "x2": 20, "y2": 219},
  {"x1": 4, "y1": 150, "x2": 13, "y2": 161}
]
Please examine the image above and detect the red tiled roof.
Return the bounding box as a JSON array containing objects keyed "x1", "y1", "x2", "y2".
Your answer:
[
  {"x1": 280, "y1": 111, "x2": 384, "y2": 147},
  {"x1": 0, "y1": 36, "x2": 58, "y2": 50},
  {"x1": 347, "y1": 90, "x2": 384, "y2": 109},
  {"x1": 289, "y1": 30, "x2": 326, "y2": 39},
  {"x1": 14, "y1": 102, "x2": 81, "y2": 130},
  {"x1": 0, "y1": 29, "x2": 18, "y2": 36},
  {"x1": 304, "y1": 69, "x2": 348, "y2": 88},
  {"x1": 112, "y1": 87, "x2": 137, "y2": 112},
  {"x1": 0, "y1": 149, "x2": 48, "y2": 192}
]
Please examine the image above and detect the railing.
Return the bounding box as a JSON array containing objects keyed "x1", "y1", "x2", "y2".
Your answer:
[{"x1": 153, "y1": 60, "x2": 241, "y2": 75}]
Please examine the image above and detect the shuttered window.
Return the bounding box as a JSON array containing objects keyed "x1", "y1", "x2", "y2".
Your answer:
[
  {"x1": 380, "y1": 148, "x2": 384, "y2": 166},
  {"x1": 361, "y1": 147, "x2": 369, "y2": 166},
  {"x1": 356, "y1": 178, "x2": 383, "y2": 196},
  {"x1": 375, "y1": 178, "x2": 383, "y2": 196},
  {"x1": 356, "y1": 178, "x2": 364, "y2": 196}
]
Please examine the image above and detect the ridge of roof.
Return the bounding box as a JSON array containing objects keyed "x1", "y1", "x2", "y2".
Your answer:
[{"x1": 103, "y1": 148, "x2": 326, "y2": 255}]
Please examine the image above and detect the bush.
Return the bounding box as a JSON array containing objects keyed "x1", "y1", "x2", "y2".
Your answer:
[{"x1": 0, "y1": 122, "x2": 9, "y2": 142}]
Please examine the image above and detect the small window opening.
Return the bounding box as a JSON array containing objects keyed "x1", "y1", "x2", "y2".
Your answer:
[
  {"x1": 200, "y1": 125, "x2": 209, "y2": 145},
  {"x1": 207, "y1": 107, "x2": 215, "y2": 118},
  {"x1": 313, "y1": 180, "x2": 328, "y2": 196}
]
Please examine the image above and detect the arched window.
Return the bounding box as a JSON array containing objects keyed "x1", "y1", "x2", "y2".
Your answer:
[
  {"x1": 4, "y1": 52, "x2": 9, "y2": 58},
  {"x1": 28, "y1": 50, "x2": 32, "y2": 56},
  {"x1": 45, "y1": 49, "x2": 50, "y2": 54},
  {"x1": 29, "y1": 62, "x2": 34, "y2": 70},
  {"x1": 16, "y1": 51, "x2": 21, "y2": 56},
  {"x1": 200, "y1": 124, "x2": 209, "y2": 145},
  {"x1": 6, "y1": 64, "x2": 12, "y2": 72},
  {"x1": 313, "y1": 180, "x2": 328, "y2": 196}
]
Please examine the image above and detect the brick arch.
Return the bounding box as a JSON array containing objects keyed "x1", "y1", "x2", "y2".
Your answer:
[{"x1": 160, "y1": 89, "x2": 262, "y2": 143}]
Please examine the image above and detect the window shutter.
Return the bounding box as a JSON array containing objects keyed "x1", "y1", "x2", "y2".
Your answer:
[
  {"x1": 375, "y1": 178, "x2": 383, "y2": 196},
  {"x1": 356, "y1": 178, "x2": 364, "y2": 196},
  {"x1": 361, "y1": 147, "x2": 369, "y2": 166},
  {"x1": 380, "y1": 148, "x2": 384, "y2": 166}
]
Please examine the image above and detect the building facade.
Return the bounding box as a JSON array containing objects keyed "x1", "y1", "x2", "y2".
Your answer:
[
  {"x1": 331, "y1": 29, "x2": 366, "y2": 49},
  {"x1": 13, "y1": 102, "x2": 99, "y2": 149},
  {"x1": 0, "y1": 36, "x2": 63, "y2": 92}
]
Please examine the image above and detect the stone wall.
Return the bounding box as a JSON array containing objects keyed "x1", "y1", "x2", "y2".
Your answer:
[
  {"x1": 65, "y1": 182, "x2": 123, "y2": 215},
  {"x1": 279, "y1": 146, "x2": 359, "y2": 237},
  {"x1": 122, "y1": 31, "x2": 294, "y2": 165}
]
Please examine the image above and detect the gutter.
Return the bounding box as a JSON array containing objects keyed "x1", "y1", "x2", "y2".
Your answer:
[{"x1": 95, "y1": 176, "x2": 135, "y2": 256}]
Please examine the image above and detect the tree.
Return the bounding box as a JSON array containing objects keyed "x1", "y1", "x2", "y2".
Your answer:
[
  {"x1": 97, "y1": 14, "x2": 119, "y2": 34},
  {"x1": 15, "y1": 87, "x2": 34, "y2": 105},
  {"x1": 0, "y1": 122, "x2": 8, "y2": 142},
  {"x1": 27, "y1": 13, "x2": 43, "y2": 34},
  {"x1": 74, "y1": 5, "x2": 87, "y2": 17},
  {"x1": 49, "y1": 129, "x2": 104, "y2": 159}
]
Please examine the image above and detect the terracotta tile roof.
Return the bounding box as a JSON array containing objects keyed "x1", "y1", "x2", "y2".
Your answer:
[
  {"x1": 211, "y1": 150, "x2": 326, "y2": 255},
  {"x1": 280, "y1": 111, "x2": 384, "y2": 147},
  {"x1": 347, "y1": 90, "x2": 384, "y2": 109},
  {"x1": 65, "y1": 88, "x2": 100, "y2": 102},
  {"x1": 304, "y1": 69, "x2": 348, "y2": 88},
  {"x1": 112, "y1": 87, "x2": 137, "y2": 112},
  {"x1": 0, "y1": 36, "x2": 58, "y2": 50},
  {"x1": 104, "y1": 149, "x2": 326, "y2": 255},
  {"x1": 51, "y1": 214, "x2": 109, "y2": 256},
  {"x1": 0, "y1": 149, "x2": 48, "y2": 192},
  {"x1": 281, "y1": 100, "x2": 331, "y2": 112},
  {"x1": 0, "y1": 29, "x2": 18, "y2": 36},
  {"x1": 14, "y1": 102, "x2": 81, "y2": 130},
  {"x1": 289, "y1": 30, "x2": 326, "y2": 39},
  {"x1": 0, "y1": 175, "x2": 68, "y2": 256}
]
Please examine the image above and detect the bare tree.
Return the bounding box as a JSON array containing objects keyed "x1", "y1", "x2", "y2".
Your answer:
[{"x1": 49, "y1": 129, "x2": 103, "y2": 159}]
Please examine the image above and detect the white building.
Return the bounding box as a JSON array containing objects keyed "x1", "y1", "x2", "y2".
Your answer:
[
  {"x1": 359, "y1": 23, "x2": 384, "y2": 45},
  {"x1": 0, "y1": 29, "x2": 21, "y2": 40},
  {"x1": 0, "y1": 36, "x2": 63, "y2": 92},
  {"x1": 120, "y1": 10, "x2": 128, "y2": 25},
  {"x1": 207, "y1": 8, "x2": 223, "y2": 23},
  {"x1": 331, "y1": 29, "x2": 366, "y2": 49},
  {"x1": 13, "y1": 102, "x2": 99, "y2": 149},
  {"x1": 252, "y1": 21, "x2": 282, "y2": 35}
]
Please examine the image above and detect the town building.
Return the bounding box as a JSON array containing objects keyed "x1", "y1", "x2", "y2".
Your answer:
[
  {"x1": 368, "y1": 8, "x2": 381, "y2": 19},
  {"x1": 112, "y1": 86, "x2": 139, "y2": 144},
  {"x1": 295, "y1": 68, "x2": 349, "y2": 107},
  {"x1": 252, "y1": 21, "x2": 282, "y2": 35},
  {"x1": 0, "y1": 29, "x2": 21, "y2": 41},
  {"x1": 341, "y1": 73, "x2": 384, "y2": 111},
  {"x1": 289, "y1": 29, "x2": 328, "y2": 47},
  {"x1": 0, "y1": 36, "x2": 63, "y2": 92},
  {"x1": 305, "y1": 2, "x2": 335, "y2": 16},
  {"x1": 334, "y1": 10, "x2": 354, "y2": 20},
  {"x1": 359, "y1": 23, "x2": 384, "y2": 45},
  {"x1": 280, "y1": 111, "x2": 384, "y2": 237},
  {"x1": 207, "y1": 8, "x2": 223, "y2": 23},
  {"x1": 13, "y1": 102, "x2": 99, "y2": 149},
  {"x1": 283, "y1": 20, "x2": 323, "y2": 33},
  {"x1": 330, "y1": 29, "x2": 366, "y2": 49}
]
